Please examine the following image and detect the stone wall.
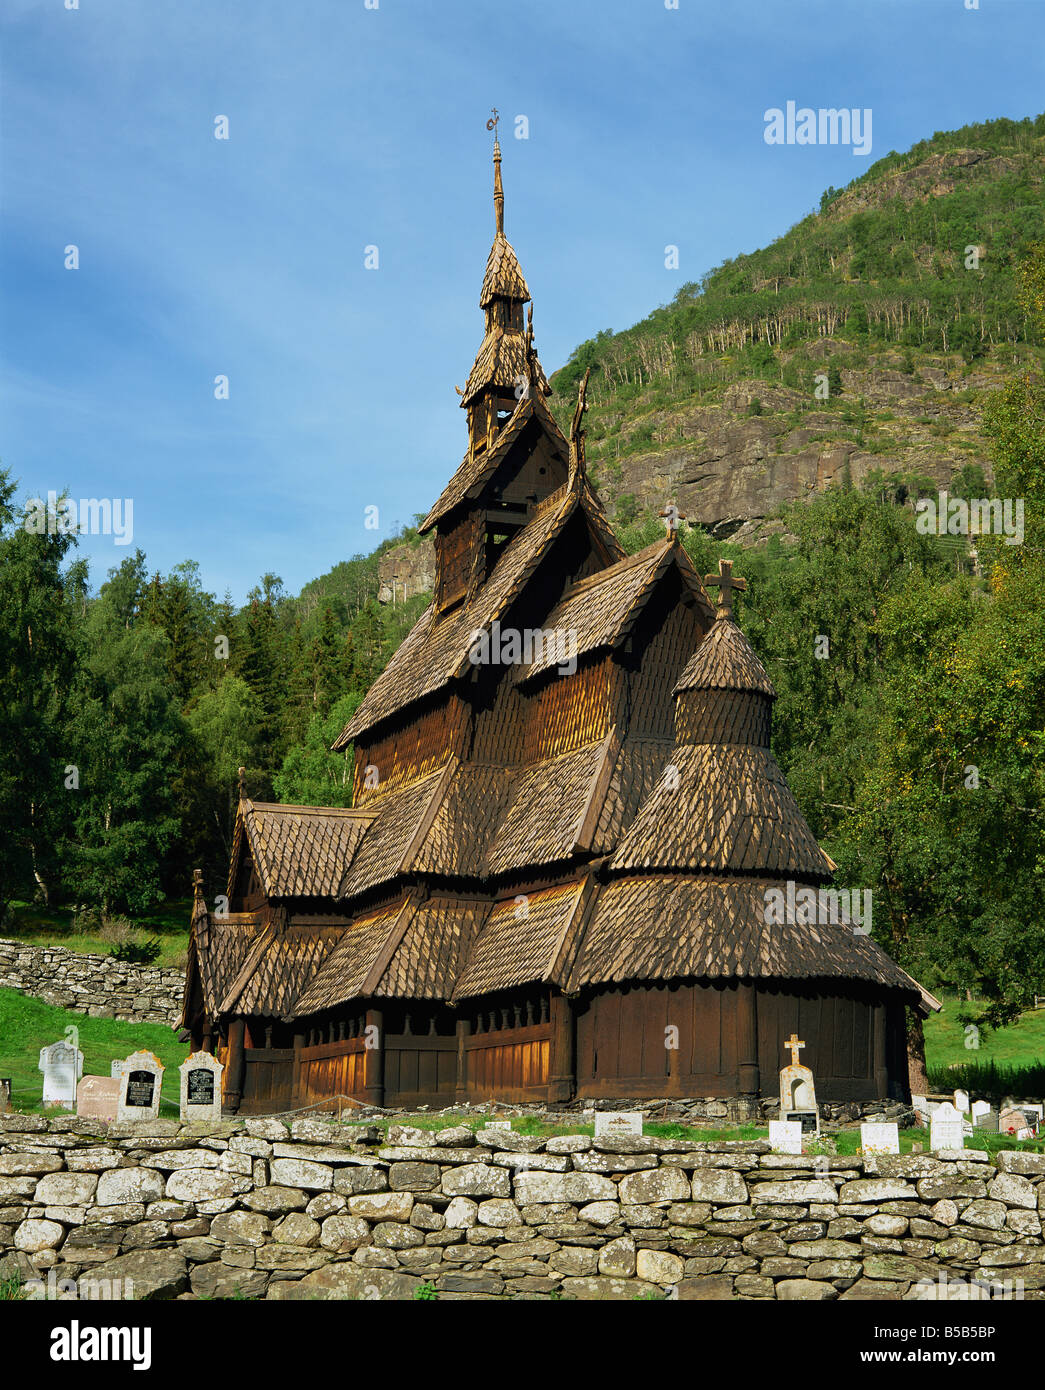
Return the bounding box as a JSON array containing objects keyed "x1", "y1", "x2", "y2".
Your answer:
[
  {"x1": 2, "y1": 1113, "x2": 1043, "y2": 1301},
  {"x1": 0, "y1": 940, "x2": 183, "y2": 1028}
]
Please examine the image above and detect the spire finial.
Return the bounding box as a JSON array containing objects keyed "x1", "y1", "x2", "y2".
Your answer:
[
  {"x1": 237, "y1": 765, "x2": 246, "y2": 800},
  {"x1": 487, "y1": 108, "x2": 504, "y2": 235},
  {"x1": 703, "y1": 557, "x2": 748, "y2": 618},
  {"x1": 568, "y1": 368, "x2": 591, "y2": 488}
]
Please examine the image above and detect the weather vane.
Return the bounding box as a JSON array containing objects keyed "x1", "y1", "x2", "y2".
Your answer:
[{"x1": 486, "y1": 107, "x2": 499, "y2": 139}]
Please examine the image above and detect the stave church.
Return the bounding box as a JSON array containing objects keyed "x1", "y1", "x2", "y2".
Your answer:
[{"x1": 180, "y1": 131, "x2": 932, "y2": 1115}]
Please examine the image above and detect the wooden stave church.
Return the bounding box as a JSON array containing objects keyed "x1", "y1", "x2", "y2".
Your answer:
[{"x1": 180, "y1": 137, "x2": 931, "y2": 1115}]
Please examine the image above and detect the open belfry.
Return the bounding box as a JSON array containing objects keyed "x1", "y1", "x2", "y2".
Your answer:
[{"x1": 180, "y1": 123, "x2": 929, "y2": 1115}]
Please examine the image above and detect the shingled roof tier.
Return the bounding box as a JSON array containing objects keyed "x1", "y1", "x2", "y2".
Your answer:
[
  {"x1": 229, "y1": 802, "x2": 374, "y2": 900},
  {"x1": 674, "y1": 615, "x2": 776, "y2": 698}
]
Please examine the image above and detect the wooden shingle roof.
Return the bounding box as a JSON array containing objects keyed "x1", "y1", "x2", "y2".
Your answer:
[
  {"x1": 192, "y1": 917, "x2": 258, "y2": 1018},
  {"x1": 461, "y1": 329, "x2": 550, "y2": 407},
  {"x1": 451, "y1": 880, "x2": 591, "y2": 1000},
  {"x1": 224, "y1": 922, "x2": 345, "y2": 1017},
  {"x1": 335, "y1": 480, "x2": 621, "y2": 745},
  {"x1": 610, "y1": 742, "x2": 834, "y2": 879},
  {"x1": 337, "y1": 765, "x2": 451, "y2": 898},
  {"x1": 291, "y1": 898, "x2": 414, "y2": 1016},
  {"x1": 373, "y1": 897, "x2": 487, "y2": 999},
  {"x1": 567, "y1": 875, "x2": 919, "y2": 994},
  {"x1": 479, "y1": 232, "x2": 530, "y2": 308},
  {"x1": 231, "y1": 802, "x2": 374, "y2": 899},
  {"x1": 674, "y1": 616, "x2": 776, "y2": 698}
]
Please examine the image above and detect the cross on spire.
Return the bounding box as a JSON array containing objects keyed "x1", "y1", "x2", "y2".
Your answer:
[
  {"x1": 784, "y1": 1033, "x2": 805, "y2": 1067},
  {"x1": 704, "y1": 558, "x2": 747, "y2": 618},
  {"x1": 487, "y1": 108, "x2": 504, "y2": 234},
  {"x1": 658, "y1": 503, "x2": 686, "y2": 540}
]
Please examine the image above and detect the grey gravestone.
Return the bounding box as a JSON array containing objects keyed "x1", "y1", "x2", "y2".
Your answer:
[
  {"x1": 975, "y1": 1108, "x2": 1000, "y2": 1133},
  {"x1": 39, "y1": 1041, "x2": 83, "y2": 1111},
  {"x1": 116, "y1": 1050, "x2": 164, "y2": 1123},
  {"x1": 768, "y1": 1119, "x2": 802, "y2": 1154},
  {"x1": 860, "y1": 1121, "x2": 900, "y2": 1154},
  {"x1": 930, "y1": 1101, "x2": 965, "y2": 1151},
  {"x1": 179, "y1": 1051, "x2": 223, "y2": 1123},
  {"x1": 593, "y1": 1112, "x2": 643, "y2": 1138},
  {"x1": 0, "y1": 1078, "x2": 10, "y2": 1114}
]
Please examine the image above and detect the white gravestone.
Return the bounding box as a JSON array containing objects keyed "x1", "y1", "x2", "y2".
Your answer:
[
  {"x1": 971, "y1": 1100, "x2": 991, "y2": 1122},
  {"x1": 954, "y1": 1089, "x2": 970, "y2": 1113},
  {"x1": 860, "y1": 1121, "x2": 900, "y2": 1155},
  {"x1": 594, "y1": 1112, "x2": 643, "y2": 1138},
  {"x1": 768, "y1": 1119, "x2": 803, "y2": 1154},
  {"x1": 779, "y1": 1033, "x2": 819, "y2": 1133},
  {"x1": 39, "y1": 1041, "x2": 83, "y2": 1111},
  {"x1": 116, "y1": 1050, "x2": 164, "y2": 1123},
  {"x1": 179, "y1": 1052, "x2": 223, "y2": 1123},
  {"x1": 930, "y1": 1101, "x2": 966, "y2": 1152}
]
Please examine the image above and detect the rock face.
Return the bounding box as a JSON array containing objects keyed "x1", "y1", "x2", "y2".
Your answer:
[
  {"x1": 0, "y1": 939, "x2": 183, "y2": 1026},
  {"x1": 3, "y1": 1112, "x2": 1044, "y2": 1301}
]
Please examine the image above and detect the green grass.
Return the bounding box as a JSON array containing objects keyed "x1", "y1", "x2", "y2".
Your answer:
[
  {"x1": 0, "y1": 985, "x2": 183, "y2": 1113},
  {"x1": 2, "y1": 899, "x2": 190, "y2": 967},
  {"x1": 924, "y1": 993, "x2": 1045, "y2": 1080}
]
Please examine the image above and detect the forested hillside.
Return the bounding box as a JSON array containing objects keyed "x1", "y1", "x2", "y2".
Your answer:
[{"x1": 1, "y1": 115, "x2": 1042, "y2": 1032}]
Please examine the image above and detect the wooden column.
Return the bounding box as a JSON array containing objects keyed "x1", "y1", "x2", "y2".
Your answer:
[
  {"x1": 201, "y1": 1026, "x2": 213, "y2": 1056},
  {"x1": 225, "y1": 1018, "x2": 246, "y2": 1113},
  {"x1": 455, "y1": 1018, "x2": 470, "y2": 1104},
  {"x1": 547, "y1": 994, "x2": 575, "y2": 1104},
  {"x1": 363, "y1": 1008, "x2": 384, "y2": 1107},
  {"x1": 873, "y1": 1003, "x2": 889, "y2": 1100},
  {"x1": 736, "y1": 981, "x2": 760, "y2": 1096},
  {"x1": 292, "y1": 1031, "x2": 306, "y2": 1108}
]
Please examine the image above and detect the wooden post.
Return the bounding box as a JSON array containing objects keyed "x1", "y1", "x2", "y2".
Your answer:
[
  {"x1": 547, "y1": 994, "x2": 575, "y2": 1104},
  {"x1": 736, "y1": 982, "x2": 760, "y2": 1096},
  {"x1": 201, "y1": 1026, "x2": 213, "y2": 1056},
  {"x1": 873, "y1": 1003, "x2": 889, "y2": 1100},
  {"x1": 455, "y1": 1018, "x2": 470, "y2": 1104},
  {"x1": 292, "y1": 1031, "x2": 306, "y2": 1108},
  {"x1": 225, "y1": 1017, "x2": 246, "y2": 1113},
  {"x1": 905, "y1": 1007, "x2": 927, "y2": 1100},
  {"x1": 363, "y1": 1008, "x2": 384, "y2": 1107}
]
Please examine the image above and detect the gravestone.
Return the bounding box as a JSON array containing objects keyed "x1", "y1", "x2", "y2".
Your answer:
[
  {"x1": 911, "y1": 1094, "x2": 931, "y2": 1125},
  {"x1": 39, "y1": 1041, "x2": 83, "y2": 1111},
  {"x1": 593, "y1": 1111, "x2": 643, "y2": 1139},
  {"x1": 1000, "y1": 1105, "x2": 1030, "y2": 1135},
  {"x1": 954, "y1": 1089, "x2": 970, "y2": 1114},
  {"x1": 76, "y1": 1076, "x2": 121, "y2": 1121},
  {"x1": 116, "y1": 1050, "x2": 164, "y2": 1123},
  {"x1": 768, "y1": 1119, "x2": 802, "y2": 1154},
  {"x1": 860, "y1": 1121, "x2": 900, "y2": 1155},
  {"x1": 779, "y1": 1033, "x2": 819, "y2": 1134},
  {"x1": 179, "y1": 1052, "x2": 223, "y2": 1123},
  {"x1": 975, "y1": 1107, "x2": 1000, "y2": 1133},
  {"x1": 930, "y1": 1101, "x2": 965, "y2": 1152},
  {"x1": 0, "y1": 1078, "x2": 10, "y2": 1114},
  {"x1": 111, "y1": 1060, "x2": 124, "y2": 1080},
  {"x1": 971, "y1": 1100, "x2": 991, "y2": 1122}
]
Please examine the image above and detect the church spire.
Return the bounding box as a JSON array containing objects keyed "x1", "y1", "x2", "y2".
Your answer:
[
  {"x1": 462, "y1": 112, "x2": 550, "y2": 453},
  {"x1": 490, "y1": 109, "x2": 505, "y2": 236}
]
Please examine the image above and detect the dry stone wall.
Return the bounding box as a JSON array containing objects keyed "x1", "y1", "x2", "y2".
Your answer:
[
  {"x1": 0, "y1": 939, "x2": 183, "y2": 1028},
  {"x1": 2, "y1": 1113, "x2": 1044, "y2": 1301}
]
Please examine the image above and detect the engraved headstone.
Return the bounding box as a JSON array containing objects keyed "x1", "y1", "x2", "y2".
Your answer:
[
  {"x1": 0, "y1": 1078, "x2": 10, "y2": 1114},
  {"x1": 76, "y1": 1075, "x2": 120, "y2": 1121},
  {"x1": 1000, "y1": 1105, "x2": 1030, "y2": 1135},
  {"x1": 779, "y1": 1033, "x2": 819, "y2": 1134},
  {"x1": 593, "y1": 1111, "x2": 643, "y2": 1138},
  {"x1": 768, "y1": 1119, "x2": 802, "y2": 1154},
  {"x1": 116, "y1": 1050, "x2": 164, "y2": 1123},
  {"x1": 39, "y1": 1041, "x2": 83, "y2": 1111},
  {"x1": 954, "y1": 1089, "x2": 970, "y2": 1114},
  {"x1": 860, "y1": 1121, "x2": 900, "y2": 1155},
  {"x1": 971, "y1": 1100, "x2": 991, "y2": 1122},
  {"x1": 930, "y1": 1101, "x2": 965, "y2": 1152},
  {"x1": 179, "y1": 1052, "x2": 223, "y2": 1123},
  {"x1": 974, "y1": 1107, "x2": 1000, "y2": 1133}
]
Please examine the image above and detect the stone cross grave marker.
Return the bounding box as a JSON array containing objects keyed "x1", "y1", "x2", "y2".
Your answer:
[
  {"x1": 76, "y1": 1076, "x2": 121, "y2": 1121},
  {"x1": 930, "y1": 1101, "x2": 966, "y2": 1152},
  {"x1": 179, "y1": 1052, "x2": 223, "y2": 1123},
  {"x1": 768, "y1": 1119, "x2": 802, "y2": 1154},
  {"x1": 39, "y1": 1040, "x2": 83, "y2": 1111},
  {"x1": 116, "y1": 1050, "x2": 164, "y2": 1123},
  {"x1": 860, "y1": 1121, "x2": 900, "y2": 1155},
  {"x1": 594, "y1": 1112, "x2": 643, "y2": 1138},
  {"x1": 779, "y1": 1032, "x2": 819, "y2": 1133}
]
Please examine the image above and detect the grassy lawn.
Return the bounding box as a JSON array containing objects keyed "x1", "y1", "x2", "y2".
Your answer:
[
  {"x1": 2, "y1": 899, "x2": 191, "y2": 968},
  {"x1": 923, "y1": 993, "x2": 1045, "y2": 1097},
  {"x1": 0, "y1": 986, "x2": 184, "y2": 1113}
]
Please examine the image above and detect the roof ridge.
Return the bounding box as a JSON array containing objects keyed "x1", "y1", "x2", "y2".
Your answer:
[
  {"x1": 556, "y1": 541, "x2": 669, "y2": 600},
  {"x1": 247, "y1": 802, "x2": 375, "y2": 819}
]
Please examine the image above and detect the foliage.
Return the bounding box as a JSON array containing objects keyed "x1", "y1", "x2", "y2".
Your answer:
[{"x1": 109, "y1": 937, "x2": 162, "y2": 966}]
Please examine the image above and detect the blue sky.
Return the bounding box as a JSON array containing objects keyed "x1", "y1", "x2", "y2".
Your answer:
[{"x1": 2, "y1": 0, "x2": 1043, "y2": 603}]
